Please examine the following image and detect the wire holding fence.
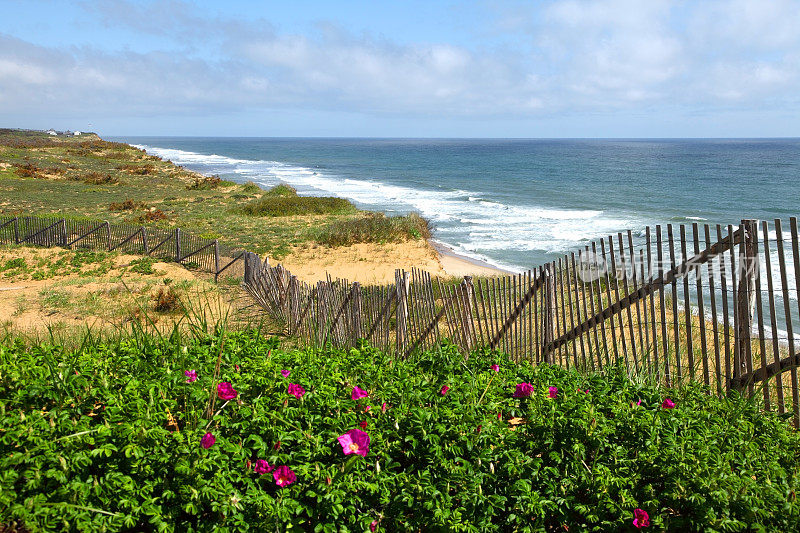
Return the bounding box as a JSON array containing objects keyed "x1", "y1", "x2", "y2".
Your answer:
[{"x1": 0, "y1": 215, "x2": 247, "y2": 282}]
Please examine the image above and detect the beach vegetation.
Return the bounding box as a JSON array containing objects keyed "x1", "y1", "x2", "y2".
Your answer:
[
  {"x1": 1, "y1": 328, "x2": 799, "y2": 531},
  {"x1": 309, "y1": 211, "x2": 431, "y2": 246},
  {"x1": 239, "y1": 193, "x2": 356, "y2": 217},
  {"x1": 1, "y1": 131, "x2": 433, "y2": 259}
]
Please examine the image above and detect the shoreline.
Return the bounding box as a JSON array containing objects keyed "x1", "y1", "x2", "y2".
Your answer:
[{"x1": 431, "y1": 239, "x2": 514, "y2": 277}]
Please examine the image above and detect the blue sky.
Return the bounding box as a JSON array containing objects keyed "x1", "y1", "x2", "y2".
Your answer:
[{"x1": 1, "y1": 0, "x2": 799, "y2": 137}]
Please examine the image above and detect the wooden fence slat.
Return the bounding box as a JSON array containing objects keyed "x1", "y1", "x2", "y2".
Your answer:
[
  {"x1": 753, "y1": 222, "x2": 771, "y2": 410},
  {"x1": 609, "y1": 236, "x2": 632, "y2": 371},
  {"x1": 666, "y1": 224, "x2": 683, "y2": 382},
  {"x1": 776, "y1": 219, "x2": 798, "y2": 423},
  {"x1": 679, "y1": 225, "x2": 695, "y2": 380},
  {"x1": 703, "y1": 224, "x2": 722, "y2": 393}
]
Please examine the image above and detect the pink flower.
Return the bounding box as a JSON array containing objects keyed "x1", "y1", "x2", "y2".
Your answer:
[
  {"x1": 273, "y1": 465, "x2": 296, "y2": 487},
  {"x1": 338, "y1": 428, "x2": 370, "y2": 457},
  {"x1": 281, "y1": 369, "x2": 291, "y2": 378},
  {"x1": 633, "y1": 508, "x2": 650, "y2": 528},
  {"x1": 548, "y1": 386, "x2": 558, "y2": 399},
  {"x1": 513, "y1": 382, "x2": 534, "y2": 398},
  {"x1": 661, "y1": 398, "x2": 675, "y2": 409},
  {"x1": 235, "y1": 364, "x2": 240, "y2": 372},
  {"x1": 440, "y1": 385, "x2": 450, "y2": 395},
  {"x1": 253, "y1": 459, "x2": 272, "y2": 475},
  {"x1": 381, "y1": 402, "x2": 388, "y2": 413},
  {"x1": 217, "y1": 382, "x2": 238, "y2": 400},
  {"x1": 200, "y1": 432, "x2": 215, "y2": 449},
  {"x1": 359, "y1": 420, "x2": 368, "y2": 429},
  {"x1": 632, "y1": 399, "x2": 642, "y2": 407},
  {"x1": 184, "y1": 370, "x2": 197, "y2": 383},
  {"x1": 370, "y1": 520, "x2": 378, "y2": 532},
  {"x1": 288, "y1": 383, "x2": 306, "y2": 399},
  {"x1": 351, "y1": 386, "x2": 369, "y2": 400},
  {"x1": 497, "y1": 412, "x2": 502, "y2": 420},
  {"x1": 490, "y1": 364, "x2": 500, "y2": 372}
]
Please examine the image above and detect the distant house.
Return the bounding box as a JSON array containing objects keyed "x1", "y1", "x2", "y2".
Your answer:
[
  {"x1": 46, "y1": 129, "x2": 57, "y2": 136},
  {"x1": 73, "y1": 131, "x2": 81, "y2": 136}
]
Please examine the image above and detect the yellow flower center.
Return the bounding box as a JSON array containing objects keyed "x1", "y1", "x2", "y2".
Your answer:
[{"x1": 349, "y1": 443, "x2": 359, "y2": 452}]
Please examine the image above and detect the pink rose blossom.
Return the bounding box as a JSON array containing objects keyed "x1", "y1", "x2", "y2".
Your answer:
[
  {"x1": 440, "y1": 385, "x2": 450, "y2": 395},
  {"x1": 338, "y1": 428, "x2": 370, "y2": 457},
  {"x1": 633, "y1": 508, "x2": 650, "y2": 528},
  {"x1": 548, "y1": 386, "x2": 558, "y2": 399},
  {"x1": 281, "y1": 369, "x2": 291, "y2": 378},
  {"x1": 253, "y1": 459, "x2": 272, "y2": 475},
  {"x1": 288, "y1": 383, "x2": 306, "y2": 399},
  {"x1": 217, "y1": 382, "x2": 238, "y2": 400},
  {"x1": 184, "y1": 370, "x2": 197, "y2": 383},
  {"x1": 490, "y1": 364, "x2": 500, "y2": 372},
  {"x1": 351, "y1": 386, "x2": 369, "y2": 400},
  {"x1": 273, "y1": 465, "x2": 296, "y2": 487},
  {"x1": 200, "y1": 432, "x2": 215, "y2": 449},
  {"x1": 381, "y1": 402, "x2": 388, "y2": 413},
  {"x1": 513, "y1": 382, "x2": 534, "y2": 398},
  {"x1": 661, "y1": 398, "x2": 675, "y2": 409}
]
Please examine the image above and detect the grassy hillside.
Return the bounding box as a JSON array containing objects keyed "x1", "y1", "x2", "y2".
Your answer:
[{"x1": 0, "y1": 129, "x2": 429, "y2": 259}]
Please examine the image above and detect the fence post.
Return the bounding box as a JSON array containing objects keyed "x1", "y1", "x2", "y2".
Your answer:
[
  {"x1": 175, "y1": 228, "x2": 181, "y2": 262},
  {"x1": 105, "y1": 221, "x2": 111, "y2": 250},
  {"x1": 735, "y1": 219, "x2": 758, "y2": 388},
  {"x1": 13, "y1": 217, "x2": 19, "y2": 244},
  {"x1": 213, "y1": 240, "x2": 220, "y2": 280},
  {"x1": 60, "y1": 219, "x2": 67, "y2": 247},
  {"x1": 396, "y1": 270, "x2": 409, "y2": 353},
  {"x1": 541, "y1": 263, "x2": 557, "y2": 364},
  {"x1": 462, "y1": 276, "x2": 475, "y2": 350},
  {"x1": 352, "y1": 282, "x2": 363, "y2": 340},
  {"x1": 142, "y1": 227, "x2": 149, "y2": 253}
]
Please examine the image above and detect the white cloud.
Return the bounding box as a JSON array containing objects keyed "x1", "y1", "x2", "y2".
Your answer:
[{"x1": 0, "y1": 0, "x2": 799, "y2": 128}]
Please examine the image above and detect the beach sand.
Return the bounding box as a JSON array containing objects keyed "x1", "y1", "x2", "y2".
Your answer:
[{"x1": 279, "y1": 238, "x2": 509, "y2": 285}]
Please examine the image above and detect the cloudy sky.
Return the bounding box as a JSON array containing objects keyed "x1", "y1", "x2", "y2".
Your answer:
[{"x1": 1, "y1": 0, "x2": 799, "y2": 137}]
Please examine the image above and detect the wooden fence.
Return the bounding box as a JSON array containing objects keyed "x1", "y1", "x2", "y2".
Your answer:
[
  {"x1": 0, "y1": 215, "x2": 247, "y2": 281},
  {"x1": 243, "y1": 218, "x2": 800, "y2": 426}
]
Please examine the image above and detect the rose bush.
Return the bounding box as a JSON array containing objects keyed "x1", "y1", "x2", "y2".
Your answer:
[{"x1": 1, "y1": 331, "x2": 800, "y2": 531}]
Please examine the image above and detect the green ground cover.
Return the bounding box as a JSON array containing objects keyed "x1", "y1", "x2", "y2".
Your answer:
[
  {"x1": 2, "y1": 328, "x2": 799, "y2": 531},
  {"x1": 0, "y1": 130, "x2": 427, "y2": 259}
]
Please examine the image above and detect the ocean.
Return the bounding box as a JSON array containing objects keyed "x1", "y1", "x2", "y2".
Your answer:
[{"x1": 112, "y1": 137, "x2": 800, "y2": 274}]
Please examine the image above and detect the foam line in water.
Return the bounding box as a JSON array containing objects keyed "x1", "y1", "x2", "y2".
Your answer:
[{"x1": 136, "y1": 144, "x2": 648, "y2": 271}]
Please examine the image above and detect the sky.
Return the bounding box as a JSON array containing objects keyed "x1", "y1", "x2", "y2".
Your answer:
[{"x1": 1, "y1": 0, "x2": 799, "y2": 138}]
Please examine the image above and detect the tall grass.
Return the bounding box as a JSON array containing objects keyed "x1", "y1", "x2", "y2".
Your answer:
[
  {"x1": 239, "y1": 195, "x2": 356, "y2": 217},
  {"x1": 309, "y1": 212, "x2": 431, "y2": 246}
]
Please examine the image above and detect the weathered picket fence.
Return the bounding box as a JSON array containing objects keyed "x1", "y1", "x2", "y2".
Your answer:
[
  {"x1": 243, "y1": 218, "x2": 800, "y2": 426},
  {"x1": 0, "y1": 215, "x2": 247, "y2": 280}
]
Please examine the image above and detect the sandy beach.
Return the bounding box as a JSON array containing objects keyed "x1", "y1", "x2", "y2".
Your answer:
[{"x1": 279, "y1": 238, "x2": 509, "y2": 285}]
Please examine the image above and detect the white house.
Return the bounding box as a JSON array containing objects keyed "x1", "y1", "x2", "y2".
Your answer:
[
  {"x1": 46, "y1": 129, "x2": 57, "y2": 136},
  {"x1": 73, "y1": 131, "x2": 81, "y2": 136}
]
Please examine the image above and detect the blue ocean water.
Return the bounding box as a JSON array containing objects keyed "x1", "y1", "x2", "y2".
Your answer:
[{"x1": 112, "y1": 137, "x2": 800, "y2": 273}]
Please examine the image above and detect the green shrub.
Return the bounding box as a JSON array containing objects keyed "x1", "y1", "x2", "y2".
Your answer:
[
  {"x1": 309, "y1": 212, "x2": 431, "y2": 246},
  {"x1": 239, "y1": 181, "x2": 262, "y2": 195},
  {"x1": 2, "y1": 332, "x2": 799, "y2": 531},
  {"x1": 239, "y1": 195, "x2": 356, "y2": 217},
  {"x1": 186, "y1": 175, "x2": 235, "y2": 190},
  {"x1": 262, "y1": 184, "x2": 297, "y2": 197},
  {"x1": 128, "y1": 257, "x2": 156, "y2": 275}
]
